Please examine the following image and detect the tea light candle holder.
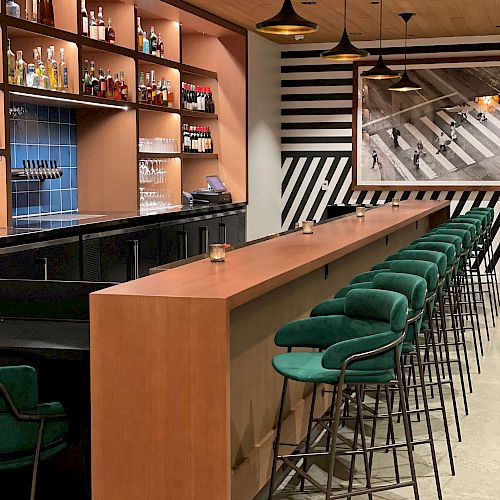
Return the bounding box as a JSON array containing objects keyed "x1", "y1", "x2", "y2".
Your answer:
[
  {"x1": 356, "y1": 206, "x2": 366, "y2": 218},
  {"x1": 392, "y1": 197, "x2": 400, "y2": 207},
  {"x1": 209, "y1": 244, "x2": 226, "y2": 263},
  {"x1": 302, "y1": 220, "x2": 314, "y2": 234}
]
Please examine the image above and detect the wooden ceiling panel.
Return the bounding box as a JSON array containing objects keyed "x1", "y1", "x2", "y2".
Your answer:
[{"x1": 182, "y1": 0, "x2": 500, "y2": 43}]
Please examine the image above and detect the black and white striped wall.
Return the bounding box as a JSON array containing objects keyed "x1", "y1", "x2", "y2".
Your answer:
[{"x1": 280, "y1": 36, "x2": 500, "y2": 266}]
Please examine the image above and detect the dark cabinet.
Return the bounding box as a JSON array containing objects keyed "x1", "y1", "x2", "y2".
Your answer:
[
  {"x1": 159, "y1": 223, "x2": 187, "y2": 264},
  {"x1": 0, "y1": 237, "x2": 81, "y2": 281},
  {"x1": 219, "y1": 213, "x2": 246, "y2": 245},
  {"x1": 83, "y1": 224, "x2": 160, "y2": 283},
  {"x1": 186, "y1": 217, "x2": 220, "y2": 257}
]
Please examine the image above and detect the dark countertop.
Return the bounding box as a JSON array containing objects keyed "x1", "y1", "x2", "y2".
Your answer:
[{"x1": 0, "y1": 202, "x2": 246, "y2": 247}]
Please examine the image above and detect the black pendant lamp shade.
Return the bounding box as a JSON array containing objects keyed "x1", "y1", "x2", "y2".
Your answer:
[
  {"x1": 321, "y1": 0, "x2": 369, "y2": 61},
  {"x1": 256, "y1": 0, "x2": 318, "y2": 35},
  {"x1": 361, "y1": 0, "x2": 400, "y2": 79},
  {"x1": 388, "y1": 13, "x2": 422, "y2": 92}
]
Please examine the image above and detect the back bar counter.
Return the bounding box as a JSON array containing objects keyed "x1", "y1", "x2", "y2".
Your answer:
[{"x1": 90, "y1": 200, "x2": 450, "y2": 500}]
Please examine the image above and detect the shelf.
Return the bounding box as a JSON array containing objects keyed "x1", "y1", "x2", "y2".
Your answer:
[
  {"x1": 182, "y1": 153, "x2": 218, "y2": 160},
  {"x1": 137, "y1": 52, "x2": 181, "y2": 70},
  {"x1": 138, "y1": 104, "x2": 181, "y2": 114},
  {"x1": 8, "y1": 85, "x2": 131, "y2": 110},
  {"x1": 5, "y1": 15, "x2": 78, "y2": 43},
  {"x1": 81, "y1": 37, "x2": 136, "y2": 58},
  {"x1": 181, "y1": 110, "x2": 218, "y2": 119},
  {"x1": 138, "y1": 152, "x2": 182, "y2": 159},
  {"x1": 180, "y1": 64, "x2": 218, "y2": 80}
]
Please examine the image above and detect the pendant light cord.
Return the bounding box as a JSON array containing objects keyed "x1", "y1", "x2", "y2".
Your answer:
[
  {"x1": 379, "y1": 0, "x2": 383, "y2": 50},
  {"x1": 404, "y1": 19, "x2": 408, "y2": 69},
  {"x1": 344, "y1": 0, "x2": 347, "y2": 30}
]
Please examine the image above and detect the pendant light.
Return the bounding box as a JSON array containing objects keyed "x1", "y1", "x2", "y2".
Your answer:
[
  {"x1": 361, "y1": 0, "x2": 400, "y2": 79},
  {"x1": 321, "y1": 0, "x2": 369, "y2": 61},
  {"x1": 388, "y1": 13, "x2": 422, "y2": 92},
  {"x1": 256, "y1": 0, "x2": 318, "y2": 36}
]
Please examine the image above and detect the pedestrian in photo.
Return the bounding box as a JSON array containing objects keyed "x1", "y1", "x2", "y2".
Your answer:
[
  {"x1": 450, "y1": 121, "x2": 458, "y2": 141},
  {"x1": 372, "y1": 150, "x2": 380, "y2": 169},
  {"x1": 413, "y1": 149, "x2": 420, "y2": 169},
  {"x1": 416, "y1": 139, "x2": 425, "y2": 156},
  {"x1": 459, "y1": 104, "x2": 468, "y2": 122},
  {"x1": 392, "y1": 127, "x2": 401, "y2": 148},
  {"x1": 477, "y1": 111, "x2": 487, "y2": 123},
  {"x1": 435, "y1": 132, "x2": 447, "y2": 154}
]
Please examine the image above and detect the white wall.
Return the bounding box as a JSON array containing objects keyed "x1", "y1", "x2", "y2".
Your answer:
[{"x1": 246, "y1": 31, "x2": 282, "y2": 241}]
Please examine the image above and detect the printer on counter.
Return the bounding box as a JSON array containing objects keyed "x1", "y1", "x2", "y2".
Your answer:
[{"x1": 191, "y1": 175, "x2": 232, "y2": 204}]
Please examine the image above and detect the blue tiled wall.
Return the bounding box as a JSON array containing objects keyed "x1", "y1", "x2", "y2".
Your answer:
[{"x1": 10, "y1": 102, "x2": 77, "y2": 217}]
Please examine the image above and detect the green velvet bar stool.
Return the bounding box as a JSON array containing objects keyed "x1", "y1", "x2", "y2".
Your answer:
[
  {"x1": 0, "y1": 365, "x2": 69, "y2": 500},
  {"x1": 463, "y1": 210, "x2": 499, "y2": 318},
  {"x1": 438, "y1": 221, "x2": 488, "y2": 355},
  {"x1": 312, "y1": 261, "x2": 455, "y2": 482},
  {"x1": 269, "y1": 289, "x2": 419, "y2": 500}
]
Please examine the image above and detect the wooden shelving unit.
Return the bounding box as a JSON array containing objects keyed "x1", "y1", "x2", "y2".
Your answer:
[{"x1": 0, "y1": 0, "x2": 247, "y2": 224}]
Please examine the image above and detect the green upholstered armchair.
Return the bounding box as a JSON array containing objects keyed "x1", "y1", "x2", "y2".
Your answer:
[{"x1": 0, "y1": 365, "x2": 68, "y2": 500}]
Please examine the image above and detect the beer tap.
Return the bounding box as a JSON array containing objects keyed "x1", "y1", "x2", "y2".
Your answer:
[{"x1": 22, "y1": 160, "x2": 28, "y2": 179}]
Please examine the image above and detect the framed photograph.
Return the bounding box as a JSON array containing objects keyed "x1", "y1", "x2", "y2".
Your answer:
[{"x1": 352, "y1": 56, "x2": 500, "y2": 191}]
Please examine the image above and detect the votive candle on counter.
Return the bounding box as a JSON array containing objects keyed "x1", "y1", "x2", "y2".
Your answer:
[
  {"x1": 392, "y1": 197, "x2": 400, "y2": 207},
  {"x1": 209, "y1": 244, "x2": 226, "y2": 263},
  {"x1": 302, "y1": 220, "x2": 314, "y2": 234},
  {"x1": 356, "y1": 206, "x2": 366, "y2": 218}
]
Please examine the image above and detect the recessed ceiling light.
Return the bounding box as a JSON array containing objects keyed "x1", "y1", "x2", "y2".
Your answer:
[
  {"x1": 301, "y1": 1, "x2": 317, "y2": 4},
  {"x1": 349, "y1": 32, "x2": 362, "y2": 35}
]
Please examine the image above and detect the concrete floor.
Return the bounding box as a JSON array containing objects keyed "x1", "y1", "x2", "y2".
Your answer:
[{"x1": 273, "y1": 300, "x2": 500, "y2": 500}]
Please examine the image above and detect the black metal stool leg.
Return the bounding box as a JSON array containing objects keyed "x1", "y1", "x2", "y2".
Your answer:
[{"x1": 300, "y1": 383, "x2": 318, "y2": 492}]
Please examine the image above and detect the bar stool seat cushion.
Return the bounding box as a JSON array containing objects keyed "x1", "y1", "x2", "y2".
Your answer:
[{"x1": 272, "y1": 352, "x2": 396, "y2": 384}]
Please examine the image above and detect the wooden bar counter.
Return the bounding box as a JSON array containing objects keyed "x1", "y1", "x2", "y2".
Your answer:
[{"x1": 90, "y1": 200, "x2": 450, "y2": 500}]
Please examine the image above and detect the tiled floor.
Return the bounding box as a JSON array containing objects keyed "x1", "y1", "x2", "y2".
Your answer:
[{"x1": 272, "y1": 297, "x2": 500, "y2": 499}]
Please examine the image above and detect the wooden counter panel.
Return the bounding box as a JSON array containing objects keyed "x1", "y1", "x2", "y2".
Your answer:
[
  {"x1": 90, "y1": 295, "x2": 230, "y2": 500},
  {"x1": 94, "y1": 201, "x2": 449, "y2": 310}
]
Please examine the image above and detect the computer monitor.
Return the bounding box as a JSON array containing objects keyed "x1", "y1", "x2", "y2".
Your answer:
[{"x1": 206, "y1": 175, "x2": 226, "y2": 193}]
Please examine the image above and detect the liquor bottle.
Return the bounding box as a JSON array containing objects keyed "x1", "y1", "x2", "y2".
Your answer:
[
  {"x1": 89, "y1": 11, "x2": 98, "y2": 40},
  {"x1": 49, "y1": 46, "x2": 58, "y2": 90},
  {"x1": 46, "y1": 48, "x2": 53, "y2": 88},
  {"x1": 120, "y1": 71, "x2": 128, "y2": 101},
  {"x1": 90, "y1": 61, "x2": 99, "y2": 96},
  {"x1": 149, "y1": 27, "x2": 157, "y2": 57},
  {"x1": 157, "y1": 33, "x2": 164, "y2": 58},
  {"x1": 145, "y1": 72, "x2": 152, "y2": 104},
  {"x1": 81, "y1": 0, "x2": 89, "y2": 36},
  {"x1": 106, "y1": 18, "x2": 116, "y2": 44},
  {"x1": 41, "y1": 65, "x2": 51, "y2": 90},
  {"x1": 197, "y1": 86, "x2": 204, "y2": 111},
  {"x1": 59, "y1": 48, "x2": 69, "y2": 92},
  {"x1": 105, "y1": 69, "x2": 114, "y2": 98},
  {"x1": 7, "y1": 39, "x2": 16, "y2": 85},
  {"x1": 15, "y1": 51, "x2": 27, "y2": 86},
  {"x1": 138, "y1": 71, "x2": 146, "y2": 103},
  {"x1": 208, "y1": 87, "x2": 215, "y2": 113},
  {"x1": 6, "y1": 0, "x2": 21, "y2": 18},
  {"x1": 167, "y1": 80, "x2": 174, "y2": 108},
  {"x1": 150, "y1": 70, "x2": 157, "y2": 104},
  {"x1": 32, "y1": 0, "x2": 38, "y2": 22},
  {"x1": 31, "y1": 50, "x2": 41, "y2": 88},
  {"x1": 99, "y1": 69, "x2": 106, "y2": 98},
  {"x1": 83, "y1": 59, "x2": 92, "y2": 95},
  {"x1": 207, "y1": 127, "x2": 213, "y2": 153},
  {"x1": 113, "y1": 73, "x2": 121, "y2": 100},
  {"x1": 182, "y1": 124, "x2": 190, "y2": 153},
  {"x1": 97, "y1": 7, "x2": 106, "y2": 41},
  {"x1": 38, "y1": 0, "x2": 46, "y2": 24},
  {"x1": 26, "y1": 64, "x2": 35, "y2": 87},
  {"x1": 137, "y1": 17, "x2": 144, "y2": 52},
  {"x1": 35, "y1": 46, "x2": 43, "y2": 74},
  {"x1": 46, "y1": 0, "x2": 54, "y2": 26},
  {"x1": 143, "y1": 33, "x2": 150, "y2": 55},
  {"x1": 161, "y1": 78, "x2": 168, "y2": 106}
]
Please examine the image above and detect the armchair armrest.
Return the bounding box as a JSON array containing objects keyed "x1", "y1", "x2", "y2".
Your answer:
[
  {"x1": 321, "y1": 331, "x2": 403, "y2": 371},
  {"x1": 0, "y1": 383, "x2": 67, "y2": 421}
]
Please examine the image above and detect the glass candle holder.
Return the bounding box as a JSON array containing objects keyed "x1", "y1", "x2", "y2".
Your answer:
[
  {"x1": 392, "y1": 197, "x2": 400, "y2": 207},
  {"x1": 356, "y1": 206, "x2": 366, "y2": 218},
  {"x1": 209, "y1": 244, "x2": 226, "y2": 263},
  {"x1": 302, "y1": 220, "x2": 314, "y2": 234}
]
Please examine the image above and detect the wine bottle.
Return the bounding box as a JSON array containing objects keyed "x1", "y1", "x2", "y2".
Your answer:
[
  {"x1": 120, "y1": 71, "x2": 128, "y2": 101},
  {"x1": 137, "y1": 17, "x2": 144, "y2": 52},
  {"x1": 158, "y1": 33, "x2": 164, "y2": 58},
  {"x1": 46, "y1": 0, "x2": 54, "y2": 26},
  {"x1": 97, "y1": 7, "x2": 106, "y2": 41},
  {"x1": 81, "y1": 0, "x2": 89, "y2": 36},
  {"x1": 106, "y1": 18, "x2": 116, "y2": 44}
]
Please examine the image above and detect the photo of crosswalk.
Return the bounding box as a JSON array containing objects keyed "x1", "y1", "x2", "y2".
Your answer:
[{"x1": 359, "y1": 63, "x2": 500, "y2": 186}]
